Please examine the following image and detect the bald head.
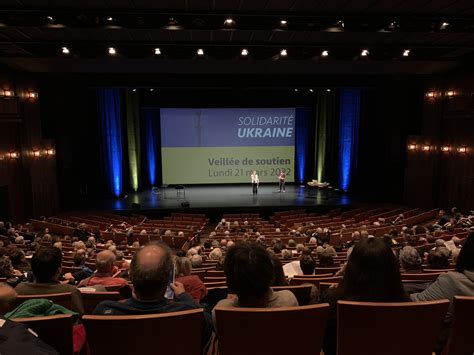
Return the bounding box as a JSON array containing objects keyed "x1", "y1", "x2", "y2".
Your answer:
[
  {"x1": 130, "y1": 243, "x2": 172, "y2": 300},
  {"x1": 0, "y1": 282, "x2": 17, "y2": 314},
  {"x1": 96, "y1": 250, "x2": 116, "y2": 273}
]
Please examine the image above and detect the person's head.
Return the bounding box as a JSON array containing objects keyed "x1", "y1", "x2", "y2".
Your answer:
[
  {"x1": 209, "y1": 247, "x2": 223, "y2": 260},
  {"x1": 335, "y1": 238, "x2": 406, "y2": 302},
  {"x1": 451, "y1": 236, "x2": 461, "y2": 247},
  {"x1": 175, "y1": 256, "x2": 192, "y2": 277},
  {"x1": 186, "y1": 248, "x2": 198, "y2": 258},
  {"x1": 281, "y1": 249, "x2": 292, "y2": 260},
  {"x1": 288, "y1": 239, "x2": 296, "y2": 248},
  {"x1": 0, "y1": 256, "x2": 14, "y2": 277},
  {"x1": 0, "y1": 282, "x2": 17, "y2": 314},
  {"x1": 53, "y1": 241, "x2": 62, "y2": 250},
  {"x1": 130, "y1": 243, "x2": 173, "y2": 300},
  {"x1": 296, "y1": 244, "x2": 305, "y2": 253},
  {"x1": 399, "y1": 246, "x2": 422, "y2": 271},
  {"x1": 131, "y1": 241, "x2": 140, "y2": 249},
  {"x1": 428, "y1": 247, "x2": 450, "y2": 269},
  {"x1": 300, "y1": 254, "x2": 316, "y2": 275},
  {"x1": 252, "y1": 170, "x2": 256, "y2": 175},
  {"x1": 309, "y1": 237, "x2": 317, "y2": 244},
  {"x1": 220, "y1": 239, "x2": 228, "y2": 248},
  {"x1": 439, "y1": 210, "x2": 446, "y2": 217},
  {"x1": 96, "y1": 250, "x2": 116, "y2": 273},
  {"x1": 456, "y1": 232, "x2": 474, "y2": 273},
  {"x1": 224, "y1": 242, "x2": 274, "y2": 306},
  {"x1": 190, "y1": 254, "x2": 203, "y2": 268},
  {"x1": 31, "y1": 246, "x2": 62, "y2": 283},
  {"x1": 73, "y1": 249, "x2": 87, "y2": 266},
  {"x1": 281, "y1": 168, "x2": 285, "y2": 173},
  {"x1": 269, "y1": 252, "x2": 287, "y2": 286},
  {"x1": 435, "y1": 239, "x2": 446, "y2": 248},
  {"x1": 319, "y1": 254, "x2": 334, "y2": 267},
  {"x1": 273, "y1": 242, "x2": 283, "y2": 254}
]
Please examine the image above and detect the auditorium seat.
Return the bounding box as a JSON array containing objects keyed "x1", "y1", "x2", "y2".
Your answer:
[
  {"x1": 290, "y1": 276, "x2": 342, "y2": 288},
  {"x1": 401, "y1": 273, "x2": 442, "y2": 282},
  {"x1": 13, "y1": 292, "x2": 73, "y2": 312},
  {"x1": 13, "y1": 314, "x2": 74, "y2": 355},
  {"x1": 80, "y1": 291, "x2": 123, "y2": 314},
  {"x1": 446, "y1": 296, "x2": 474, "y2": 355},
  {"x1": 82, "y1": 309, "x2": 204, "y2": 355},
  {"x1": 215, "y1": 304, "x2": 330, "y2": 355},
  {"x1": 337, "y1": 300, "x2": 449, "y2": 355}
]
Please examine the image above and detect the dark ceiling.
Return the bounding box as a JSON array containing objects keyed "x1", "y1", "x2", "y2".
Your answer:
[{"x1": 1, "y1": 0, "x2": 474, "y2": 75}]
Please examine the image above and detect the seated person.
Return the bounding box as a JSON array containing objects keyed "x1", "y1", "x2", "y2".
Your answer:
[
  {"x1": 175, "y1": 256, "x2": 207, "y2": 303},
  {"x1": 215, "y1": 242, "x2": 298, "y2": 309},
  {"x1": 78, "y1": 250, "x2": 127, "y2": 288},
  {"x1": 93, "y1": 243, "x2": 212, "y2": 345},
  {"x1": 428, "y1": 247, "x2": 451, "y2": 270},
  {"x1": 399, "y1": 246, "x2": 423, "y2": 273},
  {"x1": 15, "y1": 247, "x2": 84, "y2": 313}
]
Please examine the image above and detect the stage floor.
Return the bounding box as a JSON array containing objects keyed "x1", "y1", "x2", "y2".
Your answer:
[{"x1": 85, "y1": 184, "x2": 355, "y2": 214}]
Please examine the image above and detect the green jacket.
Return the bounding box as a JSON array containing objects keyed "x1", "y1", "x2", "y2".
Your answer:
[{"x1": 5, "y1": 299, "x2": 79, "y2": 323}]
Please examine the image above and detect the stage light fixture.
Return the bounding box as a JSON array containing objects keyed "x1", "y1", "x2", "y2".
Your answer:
[
  {"x1": 426, "y1": 91, "x2": 435, "y2": 98},
  {"x1": 457, "y1": 146, "x2": 467, "y2": 153},
  {"x1": 280, "y1": 49, "x2": 288, "y2": 57},
  {"x1": 337, "y1": 20, "x2": 345, "y2": 28},
  {"x1": 61, "y1": 46, "x2": 70, "y2": 55},
  {"x1": 309, "y1": 89, "x2": 314, "y2": 93},
  {"x1": 280, "y1": 19, "x2": 288, "y2": 26},
  {"x1": 46, "y1": 148, "x2": 55, "y2": 156},
  {"x1": 446, "y1": 90, "x2": 455, "y2": 97},
  {"x1": 388, "y1": 21, "x2": 399, "y2": 30},
  {"x1": 326, "y1": 89, "x2": 331, "y2": 92},
  {"x1": 422, "y1": 145, "x2": 431, "y2": 151},
  {"x1": 440, "y1": 22, "x2": 449, "y2": 30},
  {"x1": 108, "y1": 47, "x2": 117, "y2": 55},
  {"x1": 9, "y1": 151, "x2": 19, "y2": 159},
  {"x1": 46, "y1": 16, "x2": 54, "y2": 23},
  {"x1": 197, "y1": 48, "x2": 204, "y2": 56},
  {"x1": 361, "y1": 49, "x2": 369, "y2": 57},
  {"x1": 407, "y1": 144, "x2": 417, "y2": 151},
  {"x1": 107, "y1": 17, "x2": 114, "y2": 22},
  {"x1": 154, "y1": 47, "x2": 161, "y2": 55},
  {"x1": 403, "y1": 49, "x2": 410, "y2": 57},
  {"x1": 321, "y1": 50, "x2": 329, "y2": 57},
  {"x1": 32, "y1": 150, "x2": 41, "y2": 157},
  {"x1": 132, "y1": 89, "x2": 137, "y2": 92},
  {"x1": 150, "y1": 88, "x2": 154, "y2": 92},
  {"x1": 2, "y1": 89, "x2": 14, "y2": 97},
  {"x1": 441, "y1": 146, "x2": 451, "y2": 152},
  {"x1": 0, "y1": 154, "x2": 4, "y2": 161},
  {"x1": 294, "y1": 89, "x2": 298, "y2": 92},
  {"x1": 224, "y1": 18, "x2": 235, "y2": 26},
  {"x1": 241, "y1": 48, "x2": 249, "y2": 56}
]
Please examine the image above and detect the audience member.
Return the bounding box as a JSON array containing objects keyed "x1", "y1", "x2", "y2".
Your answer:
[
  {"x1": 428, "y1": 247, "x2": 451, "y2": 270},
  {"x1": 78, "y1": 250, "x2": 127, "y2": 288},
  {"x1": 15, "y1": 247, "x2": 84, "y2": 313},
  {"x1": 300, "y1": 255, "x2": 316, "y2": 275},
  {"x1": 399, "y1": 246, "x2": 422, "y2": 273},
  {"x1": 175, "y1": 256, "x2": 207, "y2": 303}
]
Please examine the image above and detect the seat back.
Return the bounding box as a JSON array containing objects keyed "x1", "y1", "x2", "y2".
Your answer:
[
  {"x1": 215, "y1": 304, "x2": 329, "y2": 355},
  {"x1": 400, "y1": 272, "x2": 442, "y2": 282},
  {"x1": 272, "y1": 285, "x2": 312, "y2": 306},
  {"x1": 290, "y1": 276, "x2": 342, "y2": 288},
  {"x1": 80, "y1": 291, "x2": 123, "y2": 314},
  {"x1": 337, "y1": 300, "x2": 449, "y2": 355},
  {"x1": 82, "y1": 309, "x2": 204, "y2": 355},
  {"x1": 13, "y1": 314, "x2": 74, "y2": 355},
  {"x1": 446, "y1": 296, "x2": 474, "y2": 355},
  {"x1": 14, "y1": 292, "x2": 73, "y2": 311}
]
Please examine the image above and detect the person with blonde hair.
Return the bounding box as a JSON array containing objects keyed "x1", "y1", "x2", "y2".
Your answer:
[{"x1": 175, "y1": 256, "x2": 207, "y2": 303}]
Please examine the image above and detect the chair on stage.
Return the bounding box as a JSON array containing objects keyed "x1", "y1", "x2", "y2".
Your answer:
[
  {"x1": 82, "y1": 309, "x2": 204, "y2": 355},
  {"x1": 215, "y1": 304, "x2": 330, "y2": 355},
  {"x1": 175, "y1": 185, "x2": 186, "y2": 199},
  {"x1": 337, "y1": 300, "x2": 449, "y2": 355}
]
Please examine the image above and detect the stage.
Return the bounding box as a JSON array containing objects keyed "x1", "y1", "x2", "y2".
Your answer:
[{"x1": 79, "y1": 184, "x2": 359, "y2": 219}]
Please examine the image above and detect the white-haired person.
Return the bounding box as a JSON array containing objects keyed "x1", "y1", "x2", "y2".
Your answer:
[{"x1": 399, "y1": 246, "x2": 422, "y2": 273}]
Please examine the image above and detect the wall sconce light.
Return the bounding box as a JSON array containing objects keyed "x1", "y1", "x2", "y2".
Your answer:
[
  {"x1": 446, "y1": 90, "x2": 455, "y2": 97},
  {"x1": 1, "y1": 89, "x2": 14, "y2": 97},
  {"x1": 457, "y1": 146, "x2": 467, "y2": 153},
  {"x1": 422, "y1": 145, "x2": 431, "y2": 151},
  {"x1": 32, "y1": 150, "x2": 41, "y2": 157},
  {"x1": 27, "y1": 91, "x2": 38, "y2": 99},
  {"x1": 441, "y1": 146, "x2": 451, "y2": 152},
  {"x1": 407, "y1": 144, "x2": 417, "y2": 151},
  {"x1": 9, "y1": 151, "x2": 20, "y2": 159},
  {"x1": 425, "y1": 91, "x2": 435, "y2": 98},
  {"x1": 46, "y1": 148, "x2": 55, "y2": 156}
]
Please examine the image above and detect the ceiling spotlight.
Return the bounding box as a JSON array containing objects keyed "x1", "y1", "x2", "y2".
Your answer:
[
  {"x1": 321, "y1": 50, "x2": 329, "y2": 57},
  {"x1": 361, "y1": 49, "x2": 369, "y2": 57},
  {"x1": 150, "y1": 88, "x2": 154, "y2": 92},
  {"x1": 446, "y1": 90, "x2": 455, "y2": 97},
  {"x1": 197, "y1": 48, "x2": 204, "y2": 56},
  {"x1": 280, "y1": 19, "x2": 288, "y2": 26},
  {"x1": 61, "y1": 46, "x2": 70, "y2": 55},
  {"x1": 326, "y1": 89, "x2": 332, "y2": 92},
  {"x1": 107, "y1": 16, "x2": 114, "y2": 22},
  {"x1": 280, "y1": 49, "x2": 288, "y2": 57},
  {"x1": 294, "y1": 88, "x2": 298, "y2": 92},
  {"x1": 154, "y1": 47, "x2": 162, "y2": 55},
  {"x1": 108, "y1": 47, "x2": 117, "y2": 55},
  {"x1": 46, "y1": 16, "x2": 54, "y2": 23},
  {"x1": 241, "y1": 48, "x2": 249, "y2": 56},
  {"x1": 403, "y1": 49, "x2": 410, "y2": 57},
  {"x1": 132, "y1": 88, "x2": 137, "y2": 92},
  {"x1": 337, "y1": 20, "x2": 345, "y2": 28},
  {"x1": 309, "y1": 89, "x2": 314, "y2": 93},
  {"x1": 440, "y1": 22, "x2": 450, "y2": 30},
  {"x1": 388, "y1": 21, "x2": 399, "y2": 30},
  {"x1": 441, "y1": 146, "x2": 451, "y2": 152},
  {"x1": 407, "y1": 144, "x2": 417, "y2": 151},
  {"x1": 457, "y1": 146, "x2": 467, "y2": 153},
  {"x1": 224, "y1": 18, "x2": 235, "y2": 26}
]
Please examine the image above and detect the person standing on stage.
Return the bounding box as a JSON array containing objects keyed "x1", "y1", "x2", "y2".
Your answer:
[
  {"x1": 279, "y1": 168, "x2": 286, "y2": 192},
  {"x1": 251, "y1": 170, "x2": 259, "y2": 195}
]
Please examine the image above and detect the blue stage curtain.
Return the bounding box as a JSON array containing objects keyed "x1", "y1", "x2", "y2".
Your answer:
[
  {"x1": 295, "y1": 108, "x2": 310, "y2": 185},
  {"x1": 98, "y1": 88, "x2": 123, "y2": 197},
  {"x1": 142, "y1": 108, "x2": 158, "y2": 186},
  {"x1": 339, "y1": 89, "x2": 361, "y2": 191}
]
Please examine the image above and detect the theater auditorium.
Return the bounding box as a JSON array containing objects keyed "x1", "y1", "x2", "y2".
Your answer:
[{"x1": 0, "y1": 1, "x2": 473, "y2": 354}]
